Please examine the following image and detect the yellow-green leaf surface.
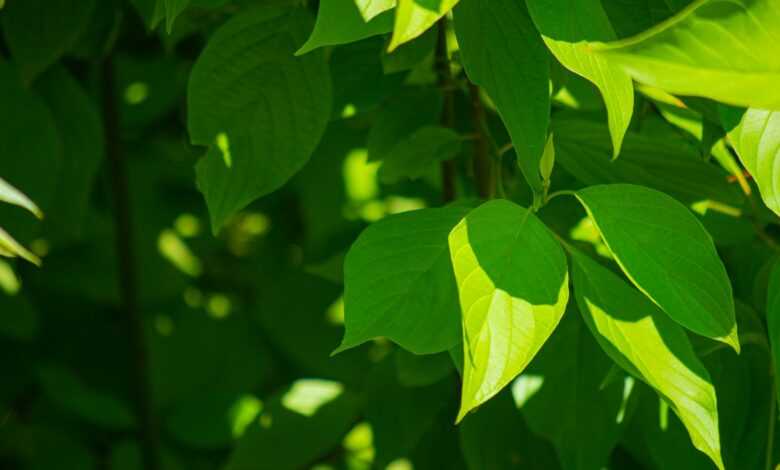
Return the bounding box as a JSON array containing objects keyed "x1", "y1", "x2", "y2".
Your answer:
[
  {"x1": 767, "y1": 260, "x2": 780, "y2": 408},
  {"x1": 526, "y1": 0, "x2": 633, "y2": 157},
  {"x1": 0, "y1": 226, "x2": 40, "y2": 266},
  {"x1": 338, "y1": 206, "x2": 470, "y2": 355},
  {"x1": 453, "y1": 0, "x2": 550, "y2": 194},
  {"x1": 188, "y1": 8, "x2": 331, "y2": 232},
  {"x1": 449, "y1": 200, "x2": 569, "y2": 422},
  {"x1": 0, "y1": 177, "x2": 42, "y2": 219},
  {"x1": 355, "y1": 0, "x2": 396, "y2": 21},
  {"x1": 721, "y1": 107, "x2": 780, "y2": 217},
  {"x1": 298, "y1": 0, "x2": 394, "y2": 55},
  {"x1": 388, "y1": 0, "x2": 458, "y2": 51},
  {"x1": 595, "y1": 0, "x2": 780, "y2": 110},
  {"x1": 575, "y1": 184, "x2": 738, "y2": 350},
  {"x1": 571, "y1": 251, "x2": 723, "y2": 470}
]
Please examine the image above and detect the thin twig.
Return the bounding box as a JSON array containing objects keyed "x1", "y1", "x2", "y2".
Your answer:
[
  {"x1": 101, "y1": 56, "x2": 160, "y2": 470},
  {"x1": 468, "y1": 83, "x2": 493, "y2": 199},
  {"x1": 435, "y1": 18, "x2": 456, "y2": 203}
]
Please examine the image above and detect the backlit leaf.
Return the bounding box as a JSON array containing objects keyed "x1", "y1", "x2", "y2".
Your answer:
[
  {"x1": 355, "y1": 0, "x2": 396, "y2": 21},
  {"x1": 297, "y1": 0, "x2": 394, "y2": 55},
  {"x1": 449, "y1": 199, "x2": 569, "y2": 421},
  {"x1": 388, "y1": 0, "x2": 458, "y2": 51}
]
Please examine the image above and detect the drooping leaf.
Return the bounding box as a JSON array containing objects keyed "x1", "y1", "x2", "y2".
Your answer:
[
  {"x1": 378, "y1": 126, "x2": 463, "y2": 183},
  {"x1": 297, "y1": 0, "x2": 394, "y2": 55},
  {"x1": 571, "y1": 250, "x2": 724, "y2": 470},
  {"x1": 454, "y1": 0, "x2": 550, "y2": 194},
  {"x1": 355, "y1": 0, "x2": 396, "y2": 21},
  {"x1": 721, "y1": 106, "x2": 780, "y2": 217},
  {"x1": 449, "y1": 199, "x2": 569, "y2": 421},
  {"x1": 526, "y1": 0, "x2": 634, "y2": 157},
  {"x1": 574, "y1": 184, "x2": 738, "y2": 350},
  {"x1": 0, "y1": 177, "x2": 42, "y2": 219},
  {"x1": 520, "y1": 312, "x2": 626, "y2": 470},
  {"x1": 337, "y1": 206, "x2": 470, "y2": 355},
  {"x1": 595, "y1": 0, "x2": 780, "y2": 110},
  {"x1": 388, "y1": 0, "x2": 458, "y2": 51},
  {"x1": 1, "y1": 0, "x2": 96, "y2": 81},
  {"x1": 188, "y1": 8, "x2": 331, "y2": 232}
]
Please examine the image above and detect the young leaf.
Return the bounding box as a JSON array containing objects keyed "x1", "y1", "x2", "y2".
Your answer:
[
  {"x1": 0, "y1": 226, "x2": 41, "y2": 266},
  {"x1": 453, "y1": 0, "x2": 550, "y2": 194},
  {"x1": 188, "y1": 8, "x2": 331, "y2": 232},
  {"x1": 767, "y1": 260, "x2": 780, "y2": 409},
  {"x1": 388, "y1": 0, "x2": 458, "y2": 52},
  {"x1": 0, "y1": 177, "x2": 42, "y2": 219},
  {"x1": 378, "y1": 126, "x2": 462, "y2": 184},
  {"x1": 526, "y1": 0, "x2": 634, "y2": 158},
  {"x1": 449, "y1": 199, "x2": 569, "y2": 422},
  {"x1": 720, "y1": 107, "x2": 780, "y2": 217},
  {"x1": 297, "y1": 0, "x2": 393, "y2": 55},
  {"x1": 337, "y1": 206, "x2": 470, "y2": 355},
  {"x1": 1, "y1": 0, "x2": 96, "y2": 81},
  {"x1": 571, "y1": 251, "x2": 724, "y2": 470},
  {"x1": 595, "y1": 0, "x2": 780, "y2": 110},
  {"x1": 575, "y1": 184, "x2": 739, "y2": 350},
  {"x1": 355, "y1": 0, "x2": 396, "y2": 22}
]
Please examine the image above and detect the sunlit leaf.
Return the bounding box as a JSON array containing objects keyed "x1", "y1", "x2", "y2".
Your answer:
[
  {"x1": 575, "y1": 184, "x2": 739, "y2": 350},
  {"x1": 297, "y1": 0, "x2": 393, "y2": 55},
  {"x1": 388, "y1": 0, "x2": 458, "y2": 51},
  {"x1": 449, "y1": 199, "x2": 569, "y2": 421},
  {"x1": 0, "y1": 177, "x2": 42, "y2": 219},
  {"x1": 355, "y1": 0, "x2": 396, "y2": 21},
  {"x1": 571, "y1": 250, "x2": 724, "y2": 470}
]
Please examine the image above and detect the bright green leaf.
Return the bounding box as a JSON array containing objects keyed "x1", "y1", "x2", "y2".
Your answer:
[
  {"x1": 0, "y1": 226, "x2": 40, "y2": 266},
  {"x1": 388, "y1": 0, "x2": 458, "y2": 52},
  {"x1": 0, "y1": 177, "x2": 42, "y2": 219},
  {"x1": 449, "y1": 199, "x2": 569, "y2": 422},
  {"x1": 571, "y1": 250, "x2": 724, "y2": 470},
  {"x1": 595, "y1": 0, "x2": 780, "y2": 110},
  {"x1": 355, "y1": 0, "x2": 396, "y2": 21},
  {"x1": 378, "y1": 126, "x2": 462, "y2": 183},
  {"x1": 188, "y1": 8, "x2": 331, "y2": 232},
  {"x1": 337, "y1": 206, "x2": 469, "y2": 354},
  {"x1": 454, "y1": 0, "x2": 550, "y2": 193},
  {"x1": 721, "y1": 107, "x2": 780, "y2": 217},
  {"x1": 526, "y1": 0, "x2": 634, "y2": 158},
  {"x1": 297, "y1": 0, "x2": 394, "y2": 55},
  {"x1": 575, "y1": 184, "x2": 739, "y2": 350}
]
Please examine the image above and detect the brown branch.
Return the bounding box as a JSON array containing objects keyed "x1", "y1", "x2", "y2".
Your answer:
[
  {"x1": 468, "y1": 83, "x2": 494, "y2": 199},
  {"x1": 435, "y1": 18, "x2": 456, "y2": 203},
  {"x1": 101, "y1": 56, "x2": 160, "y2": 470}
]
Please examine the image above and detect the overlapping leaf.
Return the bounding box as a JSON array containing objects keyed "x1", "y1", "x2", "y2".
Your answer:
[
  {"x1": 297, "y1": 0, "x2": 394, "y2": 55},
  {"x1": 389, "y1": 0, "x2": 458, "y2": 51},
  {"x1": 454, "y1": 0, "x2": 550, "y2": 194},
  {"x1": 449, "y1": 200, "x2": 569, "y2": 421},
  {"x1": 571, "y1": 251, "x2": 723, "y2": 469},
  {"x1": 575, "y1": 184, "x2": 738, "y2": 350}
]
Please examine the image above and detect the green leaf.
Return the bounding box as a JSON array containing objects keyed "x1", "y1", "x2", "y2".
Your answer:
[
  {"x1": 0, "y1": 226, "x2": 40, "y2": 266},
  {"x1": 453, "y1": 0, "x2": 550, "y2": 193},
  {"x1": 34, "y1": 66, "x2": 104, "y2": 241},
  {"x1": 721, "y1": 107, "x2": 780, "y2": 217},
  {"x1": 449, "y1": 199, "x2": 569, "y2": 421},
  {"x1": 520, "y1": 312, "x2": 627, "y2": 470},
  {"x1": 395, "y1": 349, "x2": 453, "y2": 387},
  {"x1": 553, "y1": 118, "x2": 742, "y2": 206},
  {"x1": 355, "y1": 0, "x2": 396, "y2": 21},
  {"x1": 570, "y1": 251, "x2": 724, "y2": 470},
  {"x1": 378, "y1": 126, "x2": 462, "y2": 183},
  {"x1": 188, "y1": 8, "x2": 331, "y2": 232},
  {"x1": 574, "y1": 184, "x2": 739, "y2": 350},
  {"x1": 388, "y1": 0, "x2": 458, "y2": 52},
  {"x1": 595, "y1": 0, "x2": 780, "y2": 110},
  {"x1": 297, "y1": 0, "x2": 394, "y2": 55},
  {"x1": 767, "y1": 260, "x2": 780, "y2": 409},
  {"x1": 0, "y1": 177, "x2": 42, "y2": 219},
  {"x1": 381, "y1": 27, "x2": 436, "y2": 74},
  {"x1": 338, "y1": 206, "x2": 469, "y2": 355},
  {"x1": 1, "y1": 0, "x2": 96, "y2": 81},
  {"x1": 526, "y1": 0, "x2": 634, "y2": 158},
  {"x1": 162, "y1": 0, "x2": 190, "y2": 32}
]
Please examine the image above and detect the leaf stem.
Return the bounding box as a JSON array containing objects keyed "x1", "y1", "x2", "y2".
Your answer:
[
  {"x1": 101, "y1": 55, "x2": 160, "y2": 470},
  {"x1": 435, "y1": 18, "x2": 456, "y2": 203}
]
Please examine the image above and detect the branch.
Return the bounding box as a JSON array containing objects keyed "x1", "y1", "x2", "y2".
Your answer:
[
  {"x1": 468, "y1": 83, "x2": 493, "y2": 199},
  {"x1": 435, "y1": 18, "x2": 456, "y2": 203}
]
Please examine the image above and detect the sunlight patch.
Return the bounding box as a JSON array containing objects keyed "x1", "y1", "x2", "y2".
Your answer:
[{"x1": 281, "y1": 379, "x2": 344, "y2": 417}]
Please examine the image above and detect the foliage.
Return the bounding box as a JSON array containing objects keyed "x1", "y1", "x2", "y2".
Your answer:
[{"x1": 1, "y1": 1, "x2": 779, "y2": 469}]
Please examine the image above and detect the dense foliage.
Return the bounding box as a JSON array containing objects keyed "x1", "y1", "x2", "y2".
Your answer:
[{"x1": 1, "y1": 0, "x2": 780, "y2": 469}]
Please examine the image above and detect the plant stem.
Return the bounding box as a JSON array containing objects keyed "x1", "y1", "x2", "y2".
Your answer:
[
  {"x1": 768, "y1": 368, "x2": 778, "y2": 470},
  {"x1": 468, "y1": 83, "x2": 494, "y2": 199},
  {"x1": 435, "y1": 18, "x2": 456, "y2": 203},
  {"x1": 101, "y1": 56, "x2": 160, "y2": 470}
]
